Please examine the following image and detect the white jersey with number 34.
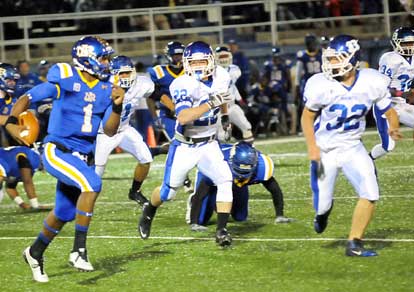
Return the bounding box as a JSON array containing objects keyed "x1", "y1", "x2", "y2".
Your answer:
[{"x1": 304, "y1": 69, "x2": 392, "y2": 152}]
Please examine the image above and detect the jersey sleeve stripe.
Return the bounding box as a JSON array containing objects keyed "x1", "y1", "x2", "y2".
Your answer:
[
  {"x1": 55, "y1": 84, "x2": 61, "y2": 99},
  {"x1": 154, "y1": 65, "x2": 165, "y2": 79},
  {"x1": 57, "y1": 63, "x2": 73, "y2": 79},
  {"x1": 15, "y1": 153, "x2": 28, "y2": 162},
  {"x1": 0, "y1": 164, "x2": 6, "y2": 177},
  {"x1": 263, "y1": 155, "x2": 274, "y2": 180},
  {"x1": 44, "y1": 143, "x2": 93, "y2": 192}
]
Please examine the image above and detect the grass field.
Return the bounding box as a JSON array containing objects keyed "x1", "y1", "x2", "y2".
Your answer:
[{"x1": 1, "y1": 129, "x2": 414, "y2": 292}]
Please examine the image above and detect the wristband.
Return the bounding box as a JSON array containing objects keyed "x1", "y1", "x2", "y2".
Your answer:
[
  {"x1": 5, "y1": 115, "x2": 18, "y2": 126},
  {"x1": 112, "y1": 103, "x2": 123, "y2": 114}
]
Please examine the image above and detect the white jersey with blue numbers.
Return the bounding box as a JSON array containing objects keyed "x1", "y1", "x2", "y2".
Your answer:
[
  {"x1": 379, "y1": 51, "x2": 414, "y2": 102},
  {"x1": 170, "y1": 65, "x2": 231, "y2": 138},
  {"x1": 304, "y1": 69, "x2": 392, "y2": 152},
  {"x1": 226, "y1": 64, "x2": 242, "y2": 102},
  {"x1": 116, "y1": 75, "x2": 154, "y2": 131}
]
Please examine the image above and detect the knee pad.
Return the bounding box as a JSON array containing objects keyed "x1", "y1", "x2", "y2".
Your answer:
[
  {"x1": 216, "y1": 181, "x2": 233, "y2": 203},
  {"x1": 160, "y1": 183, "x2": 178, "y2": 201}
]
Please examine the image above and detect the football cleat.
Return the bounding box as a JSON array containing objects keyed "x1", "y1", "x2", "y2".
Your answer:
[
  {"x1": 275, "y1": 216, "x2": 294, "y2": 224},
  {"x1": 138, "y1": 202, "x2": 154, "y2": 239},
  {"x1": 69, "y1": 248, "x2": 94, "y2": 271},
  {"x1": 183, "y1": 178, "x2": 194, "y2": 195},
  {"x1": 215, "y1": 228, "x2": 232, "y2": 247},
  {"x1": 23, "y1": 246, "x2": 49, "y2": 283},
  {"x1": 190, "y1": 224, "x2": 208, "y2": 232},
  {"x1": 345, "y1": 239, "x2": 378, "y2": 257},
  {"x1": 128, "y1": 189, "x2": 149, "y2": 206},
  {"x1": 314, "y1": 203, "x2": 333, "y2": 233}
]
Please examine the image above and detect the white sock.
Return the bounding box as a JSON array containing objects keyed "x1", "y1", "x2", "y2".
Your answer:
[
  {"x1": 370, "y1": 144, "x2": 388, "y2": 160},
  {"x1": 29, "y1": 198, "x2": 39, "y2": 208},
  {"x1": 13, "y1": 196, "x2": 24, "y2": 206},
  {"x1": 0, "y1": 188, "x2": 4, "y2": 203},
  {"x1": 95, "y1": 165, "x2": 105, "y2": 177}
]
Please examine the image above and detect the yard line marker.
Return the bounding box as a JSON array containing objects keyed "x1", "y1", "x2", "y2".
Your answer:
[{"x1": 1, "y1": 235, "x2": 414, "y2": 243}]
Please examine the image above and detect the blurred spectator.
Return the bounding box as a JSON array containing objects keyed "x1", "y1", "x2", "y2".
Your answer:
[
  {"x1": 37, "y1": 60, "x2": 51, "y2": 82},
  {"x1": 15, "y1": 60, "x2": 42, "y2": 98},
  {"x1": 228, "y1": 40, "x2": 250, "y2": 98}
]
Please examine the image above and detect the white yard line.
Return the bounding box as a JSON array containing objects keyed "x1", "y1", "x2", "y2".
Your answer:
[{"x1": 0, "y1": 235, "x2": 413, "y2": 243}]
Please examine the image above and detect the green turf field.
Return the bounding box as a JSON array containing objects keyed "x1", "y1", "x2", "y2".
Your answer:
[{"x1": 1, "y1": 130, "x2": 414, "y2": 292}]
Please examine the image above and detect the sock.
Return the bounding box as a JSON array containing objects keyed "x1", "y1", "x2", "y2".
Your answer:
[
  {"x1": 30, "y1": 233, "x2": 50, "y2": 260},
  {"x1": 146, "y1": 202, "x2": 158, "y2": 218},
  {"x1": 29, "y1": 198, "x2": 39, "y2": 208},
  {"x1": 73, "y1": 225, "x2": 88, "y2": 252},
  {"x1": 131, "y1": 180, "x2": 143, "y2": 193},
  {"x1": 13, "y1": 196, "x2": 24, "y2": 206},
  {"x1": 216, "y1": 212, "x2": 230, "y2": 230}
]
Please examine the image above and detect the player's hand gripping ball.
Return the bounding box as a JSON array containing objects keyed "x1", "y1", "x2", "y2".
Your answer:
[{"x1": 18, "y1": 111, "x2": 39, "y2": 144}]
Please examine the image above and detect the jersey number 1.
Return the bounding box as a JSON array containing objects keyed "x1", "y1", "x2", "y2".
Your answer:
[{"x1": 81, "y1": 103, "x2": 93, "y2": 133}]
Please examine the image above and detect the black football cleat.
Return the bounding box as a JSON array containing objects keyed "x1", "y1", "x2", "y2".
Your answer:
[
  {"x1": 129, "y1": 189, "x2": 149, "y2": 206},
  {"x1": 215, "y1": 228, "x2": 232, "y2": 247},
  {"x1": 313, "y1": 203, "x2": 333, "y2": 234},
  {"x1": 138, "y1": 202, "x2": 153, "y2": 239},
  {"x1": 345, "y1": 238, "x2": 377, "y2": 257}
]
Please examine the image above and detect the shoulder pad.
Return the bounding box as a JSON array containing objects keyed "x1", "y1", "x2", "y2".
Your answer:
[{"x1": 47, "y1": 63, "x2": 74, "y2": 83}]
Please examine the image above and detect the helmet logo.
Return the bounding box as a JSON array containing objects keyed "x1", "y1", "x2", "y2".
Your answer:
[
  {"x1": 76, "y1": 44, "x2": 95, "y2": 58},
  {"x1": 346, "y1": 39, "x2": 360, "y2": 53}
]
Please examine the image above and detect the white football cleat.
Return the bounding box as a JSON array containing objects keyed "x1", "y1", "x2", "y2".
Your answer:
[
  {"x1": 23, "y1": 247, "x2": 49, "y2": 283},
  {"x1": 69, "y1": 248, "x2": 94, "y2": 272},
  {"x1": 190, "y1": 224, "x2": 208, "y2": 232},
  {"x1": 275, "y1": 216, "x2": 294, "y2": 224}
]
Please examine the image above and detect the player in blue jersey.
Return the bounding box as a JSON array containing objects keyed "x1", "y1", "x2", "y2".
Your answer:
[
  {"x1": 0, "y1": 63, "x2": 20, "y2": 146},
  {"x1": 295, "y1": 34, "x2": 322, "y2": 131},
  {"x1": 187, "y1": 142, "x2": 293, "y2": 230},
  {"x1": 0, "y1": 146, "x2": 48, "y2": 209},
  {"x1": 4, "y1": 36, "x2": 124, "y2": 282},
  {"x1": 147, "y1": 41, "x2": 193, "y2": 192}
]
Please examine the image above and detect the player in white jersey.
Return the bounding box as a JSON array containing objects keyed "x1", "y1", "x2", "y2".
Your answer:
[
  {"x1": 138, "y1": 41, "x2": 234, "y2": 247},
  {"x1": 370, "y1": 27, "x2": 414, "y2": 159},
  {"x1": 301, "y1": 35, "x2": 401, "y2": 257},
  {"x1": 215, "y1": 46, "x2": 253, "y2": 143},
  {"x1": 95, "y1": 56, "x2": 154, "y2": 205}
]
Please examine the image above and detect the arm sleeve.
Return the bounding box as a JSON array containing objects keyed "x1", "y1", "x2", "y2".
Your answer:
[
  {"x1": 262, "y1": 177, "x2": 284, "y2": 217},
  {"x1": 26, "y1": 82, "x2": 59, "y2": 103}
]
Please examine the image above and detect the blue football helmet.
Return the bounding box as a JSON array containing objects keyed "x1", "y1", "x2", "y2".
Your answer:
[
  {"x1": 322, "y1": 34, "x2": 360, "y2": 79},
  {"x1": 72, "y1": 36, "x2": 114, "y2": 80},
  {"x1": 391, "y1": 27, "x2": 414, "y2": 56},
  {"x1": 110, "y1": 55, "x2": 136, "y2": 89},
  {"x1": 183, "y1": 41, "x2": 215, "y2": 80},
  {"x1": 0, "y1": 63, "x2": 20, "y2": 94},
  {"x1": 164, "y1": 41, "x2": 185, "y2": 67},
  {"x1": 229, "y1": 142, "x2": 259, "y2": 180},
  {"x1": 215, "y1": 46, "x2": 232, "y2": 68}
]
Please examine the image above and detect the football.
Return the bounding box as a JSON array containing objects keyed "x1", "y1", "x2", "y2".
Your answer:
[{"x1": 18, "y1": 111, "x2": 39, "y2": 144}]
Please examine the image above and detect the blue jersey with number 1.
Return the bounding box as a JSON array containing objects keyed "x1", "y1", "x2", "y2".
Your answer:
[{"x1": 26, "y1": 63, "x2": 113, "y2": 153}]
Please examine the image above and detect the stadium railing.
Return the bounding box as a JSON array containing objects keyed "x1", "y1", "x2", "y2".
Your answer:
[{"x1": 0, "y1": 0, "x2": 409, "y2": 63}]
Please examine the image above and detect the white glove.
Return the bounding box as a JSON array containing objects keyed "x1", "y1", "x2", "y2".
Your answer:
[{"x1": 207, "y1": 92, "x2": 232, "y2": 109}]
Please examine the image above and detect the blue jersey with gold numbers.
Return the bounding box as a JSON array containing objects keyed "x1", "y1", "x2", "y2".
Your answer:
[
  {"x1": 0, "y1": 146, "x2": 40, "y2": 180},
  {"x1": 26, "y1": 63, "x2": 113, "y2": 153}
]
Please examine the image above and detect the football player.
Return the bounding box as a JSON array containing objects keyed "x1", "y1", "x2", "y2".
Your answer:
[
  {"x1": 295, "y1": 34, "x2": 322, "y2": 130},
  {"x1": 187, "y1": 142, "x2": 293, "y2": 231},
  {"x1": 138, "y1": 41, "x2": 234, "y2": 247},
  {"x1": 4, "y1": 36, "x2": 124, "y2": 282},
  {"x1": 370, "y1": 27, "x2": 414, "y2": 159},
  {"x1": 95, "y1": 55, "x2": 154, "y2": 206},
  {"x1": 0, "y1": 63, "x2": 20, "y2": 145},
  {"x1": 301, "y1": 35, "x2": 401, "y2": 257},
  {"x1": 263, "y1": 47, "x2": 295, "y2": 135},
  {"x1": 147, "y1": 41, "x2": 193, "y2": 192},
  {"x1": 0, "y1": 146, "x2": 48, "y2": 210},
  {"x1": 215, "y1": 46, "x2": 253, "y2": 143}
]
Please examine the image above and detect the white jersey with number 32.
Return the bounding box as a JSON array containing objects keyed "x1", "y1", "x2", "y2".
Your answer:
[
  {"x1": 169, "y1": 65, "x2": 230, "y2": 138},
  {"x1": 304, "y1": 69, "x2": 392, "y2": 152}
]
